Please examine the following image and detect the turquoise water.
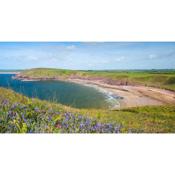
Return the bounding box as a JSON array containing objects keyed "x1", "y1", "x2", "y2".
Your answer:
[{"x1": 0, "y1": 74, "x2": 117, "y2": 109}]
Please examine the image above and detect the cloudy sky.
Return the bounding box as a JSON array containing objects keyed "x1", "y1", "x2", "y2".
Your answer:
[{"x1": 0, "y1": 42, "x2": 175, "y2": 70}]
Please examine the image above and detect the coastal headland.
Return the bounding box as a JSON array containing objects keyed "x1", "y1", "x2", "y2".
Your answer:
[{"x1": 14, "y1": 68, "x2": 175, "y2": 109}]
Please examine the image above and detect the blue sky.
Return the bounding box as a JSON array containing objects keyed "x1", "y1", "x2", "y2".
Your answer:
[{"x1": 0, "y1": 42, "x2": 175, "y2": 70}]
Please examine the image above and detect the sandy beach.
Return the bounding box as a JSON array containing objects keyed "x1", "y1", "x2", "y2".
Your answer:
[
  {"x1": 67, "y1": 78, "x2": 175, "y2": 108},
  {"x1": 13, "y1": 73, "x2": 175, "y2": 109}
]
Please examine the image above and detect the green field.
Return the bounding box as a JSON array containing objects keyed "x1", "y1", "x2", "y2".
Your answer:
[
  {"x1": 0, "y1": 87, "x2": 175, "y2": 133},
  {"x1": 22, "y1": 68, "x2": 175, "y2": 91}
]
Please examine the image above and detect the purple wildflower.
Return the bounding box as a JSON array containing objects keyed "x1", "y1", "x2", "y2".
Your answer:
[
  {"x1": 22, "y1": 114, "x2": 27, "y2": 123},
  {"x1": 34, "y1": 107, "x2": 40, "y2": 113},
  {"x1": 2, "y1": 99, "x2": 9, "y2": 106}
]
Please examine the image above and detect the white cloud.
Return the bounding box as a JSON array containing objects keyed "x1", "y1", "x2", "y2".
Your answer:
[
  {"x1": 26, "y1": 56, "x2": 39, "y2": 61},
  {"x1": 114, "y1": 56, "x2": 125, "y2": 61},
  {"x1": 66, "y1": 45, "x2": 76, "y2": 50},
  {"x1": 148, "y1": 54, "x2": 157, "y2": 59}
]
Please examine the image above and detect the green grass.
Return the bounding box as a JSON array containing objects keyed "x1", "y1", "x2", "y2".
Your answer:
[
  {"x1": 21, "y1": 68, "x2": 175, "y2": 91},
  {"x1": 2, "y1": 68, "x2": 175, "y2": 133},
  {"x1": 0, "y1": 87, "x2": 175, "y2": 133},
  {"x1": 22, "y1": 68, "x2": 77, "y2": 78}
]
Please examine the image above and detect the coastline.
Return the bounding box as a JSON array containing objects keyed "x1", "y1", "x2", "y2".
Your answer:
[
  {"x1": 13, "y1": 74, "x2": 175, "y2": 109},
  {"x1": 0, "y1": 72, "x2": 20, "y2": 74},
  {"x1": 67, "y1": 79, "x2": 175, "y2": 108}
]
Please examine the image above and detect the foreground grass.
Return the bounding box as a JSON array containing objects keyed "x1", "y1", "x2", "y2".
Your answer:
[
  {"x1": 0, "y1": 88, "x2": 121, "y2": 133},
  {"x1": 21, "y1": 68, "x2": 175, "y2": 91},
  {"x1": 0, "y1": 87, "x2": 175, "y2": 133}
]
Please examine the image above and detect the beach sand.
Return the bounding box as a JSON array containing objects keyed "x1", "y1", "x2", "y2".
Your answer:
[
  {"x1": 13, "y1": 74, "x2": 175, "y2": 109},
  {"x1": 67, "y1": 79, "x2": 175, "y2": 108}
]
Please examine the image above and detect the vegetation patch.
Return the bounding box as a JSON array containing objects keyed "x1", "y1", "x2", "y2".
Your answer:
[
  {"x1": 20, "y1": 68, "x2": 175, "y2": 90},
  {"x1": 0, "y1": 88, "x2": 121, "y2": 133},
  {"x1": 0, "y1": 87, "x2": 175, "y2": 133}
]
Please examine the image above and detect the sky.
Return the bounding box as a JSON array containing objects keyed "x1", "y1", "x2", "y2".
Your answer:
[{"x1": 0, "y1": 42, "x2": 175, "y2": 70}]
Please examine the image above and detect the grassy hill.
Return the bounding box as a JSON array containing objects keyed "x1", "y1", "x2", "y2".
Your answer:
[
  {"x1": 21, "y1": 68, "x2": 175, "y2": 91},
  {"x1": 0, "y1": 87, "x2": 175, "y2": 133}
]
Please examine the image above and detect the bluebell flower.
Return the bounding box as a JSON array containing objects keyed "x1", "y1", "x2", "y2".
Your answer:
[
  {"x1": 85, "y1": 118, "x2": 91, "y2": 126},
  {"x1": 22, "y1": 114, "x2": 27, "y2": 123},
  {"x1": 55, "y1": 112, "x2": 60, "y2": 115},
  {"x1": 80, "y1": 123, "x2": 85, "y2": 129},
  {"x1": 48, "y1": 115, "x2": 52, "y2": 121},
  {"x1": 34, "y1": 107, "x2": 40, "y2": 112},
  {"x1": 2, "y1": 99, "x2": 9, "y2": 106}
]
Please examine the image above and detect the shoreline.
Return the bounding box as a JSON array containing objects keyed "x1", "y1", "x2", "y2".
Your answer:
[
  {"x1": 66, "y1": 80, "x2": 122, "y2": 109},
  {"x1": 0, "y1": 72, "x2": 20, "y2": 74},
  {"x1": 13, "y1": 75, "x2": 175, "y2": 109},
  {"x1": 67, "y1": 79, "x2": 175, "y2": 108}
]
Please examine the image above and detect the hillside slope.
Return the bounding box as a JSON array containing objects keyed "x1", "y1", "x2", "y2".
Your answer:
[
  {"x1": 0, "y1": 87, "x2": 175, "y2": 133},
  {"x1": 16, "y1": 68, "x2": 175, "y2": 91}
]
